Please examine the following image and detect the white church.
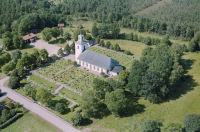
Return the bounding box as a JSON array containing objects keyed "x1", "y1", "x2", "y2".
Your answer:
[{"x1": 75, "y1": 34, "x2": 123, "y2": 76}]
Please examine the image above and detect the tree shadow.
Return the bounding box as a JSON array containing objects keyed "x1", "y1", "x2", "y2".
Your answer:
[
  {"x1": 81, "y1": 118, "x2": 93, "y2": 126},
  {"x1": 50, "y1": 98, "x2": 70, "y2": 108},
  {"x1": 49, "y1": 39, "x2": 59, "y2": 44},
  {"x1": 181, "y1": 58, "x2": 195, "y2": 74},
  {"x1": 164, "y1": 75, "x2": 199, "y2": 102}
]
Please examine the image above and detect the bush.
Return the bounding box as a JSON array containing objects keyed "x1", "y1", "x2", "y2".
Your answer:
[
  {"x1": 8, "y1": 76, "x2": 20, "y2": 89},
  {"x1": 141, "y1": 119, "x2": 162, "y2": 132},
  {"x1": 14, "y1": 102, "x2": 20, "y2": 108},
  {"x1": 7, "y1": 102, "x2": 14, "y2": 109},
  {"x1": 73, "y1": 104, "x2": 79, "y2": 109},
  {"x1": 184, "y1": 114, "x2": 200, "y2": 132},
  {"x1": 84, "y1": 34, "x2": 92, "y2": 40},
  {"x1": 76, "y1": 108, "x2": 82, "y2": 113},
  {"x1": 100, "y1": 72, "x2": 105, "y2": 77},
  {"x1": 55, "y1": 103, "x2": 65, "y2": 114},
  {"x1": 1, "y1": 109, "x2": 11, "y2": 122},
  {"x1": 71, "y1": 113, "x2": 83, "y2": 126},
  {"x1": 0, "y1": 113, "x2": 23, "y2": 129},
  {"x1": 10, "y1": 109, "x2": 16, "y2": 117},
  {"x1": 124, "y1": 50, "x2": 132, "y2": 55},
  {"x1": 72, "y1": 61, "x2": 77, "y2": 66}
]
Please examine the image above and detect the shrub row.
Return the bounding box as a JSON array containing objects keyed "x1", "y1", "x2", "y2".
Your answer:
[{"x1": 0, "y1": 113, "x2": 23, "y2": 129}]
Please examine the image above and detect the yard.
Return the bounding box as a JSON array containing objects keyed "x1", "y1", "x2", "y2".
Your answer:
[
  {"x1": 1, "y1": 112, "x2": 56, "y2": 132},
  {"x1": 35, "y1": 58, "x2": 71, "y2": 78},
  {"x1": 67, "y1": 72, "x2": 103, "y2": 93},
  {"x1": 50, "y1": 67, "x2": 85, "y2": 84},
  {"x1": 29, "y1": 75, "x2": 59, "y2": 91},
  {"x1": 88, "y1": 47, "x2": 134, "y2": 70}
]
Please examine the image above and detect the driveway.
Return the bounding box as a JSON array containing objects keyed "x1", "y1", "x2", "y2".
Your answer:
[
  {"x1": 0, "y1": 77, "x2": 81, "y2": 132},
  {"x1": 28, "y1": 40, "x2": 61, "y2": 56}
]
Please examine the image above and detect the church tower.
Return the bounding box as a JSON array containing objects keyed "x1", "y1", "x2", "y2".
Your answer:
[{"x1": 75, "y1": 34, "x2": 88, "y2": 61}]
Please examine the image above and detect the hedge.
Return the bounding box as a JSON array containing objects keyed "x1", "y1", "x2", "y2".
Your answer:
[{"x1": 0, "y1": 113, "x2": 23, "y2": 129}]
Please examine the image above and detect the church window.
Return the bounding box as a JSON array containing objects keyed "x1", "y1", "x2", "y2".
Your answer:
[
  {"x1": 77, "y1": 46, "x2": 79, "y2": 49},
  {"x1": 83, "y1": 62, "x2": 84, "y2": 66},
  {"x1": 101, "y1": 69, "x2": 103, "y2": 72},
  {"x1": 97, "y1": 67, "x2": 99, "y2": 71},
  {"x1": 86, "y1": 63, "x2": 88, "y2": 67},
  {"x1": 79, "y1": 61, "x2": 81, "y2": 64},
  {"x1": 94, "y1": 66, "x2": 95, "y2": 70}
]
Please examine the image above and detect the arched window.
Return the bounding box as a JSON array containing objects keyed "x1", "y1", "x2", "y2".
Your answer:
[{"x1": 97, "y1": 67, "x2": 99, "y2": 71}]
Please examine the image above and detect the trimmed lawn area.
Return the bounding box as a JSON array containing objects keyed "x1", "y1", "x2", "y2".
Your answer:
[
  {"x1": 51, "y1": 67, "x2": 85, "y2": 84},
  {"x1": 5, "y1": 45, "x2": 37, "y2": 55},
  {"x1": 29, "y1": 75, "x2": 59, "y2": 91},
  {"x1": 49, "y1": 94, "x2": 72, "y2": 108},
  {"x1": 59, "y1": 88, "x2": 82, "y2": 104},
  {"x1": 36, "y1": 58, "x2": 71, "y2": 78},
  {"x1": 67, "y1": 72, "x2": 103, "y2": 93},
  {"x1": 1, "y1": 112, "x2": 56, "y2": 132},
  {"x1": 88, "y1": 47, "x2": 134, "y2": 70}
]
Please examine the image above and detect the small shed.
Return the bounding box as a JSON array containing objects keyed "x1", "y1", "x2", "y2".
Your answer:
[
  {"x1": 77, "y1": 24, "x2": 83, "y2": 29},
  {"x1": 23, "y1": 33, "x2": 37, "y2": 43},
  {"x1": 58, "y1": 23, "x2": 64, "y2": 28}
]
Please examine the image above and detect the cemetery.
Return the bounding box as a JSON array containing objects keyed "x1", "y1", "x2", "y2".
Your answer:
[
  {"x1": 88, "y1": 47, "x2": 134, "y2": 70},
  {"x1": 50, "y1": 67, "x2": 85, "y2": 84},
  {"x1": 67, "y1": 72, "x2": 104, "y2": 92},
  {"x1": 35, "y1": 59, "x2": 71, "y2": 78}
]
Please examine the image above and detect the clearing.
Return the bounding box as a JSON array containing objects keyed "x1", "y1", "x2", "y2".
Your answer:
[{"x1": 135, "y1": 0, "x2": 172, "y2": 15}]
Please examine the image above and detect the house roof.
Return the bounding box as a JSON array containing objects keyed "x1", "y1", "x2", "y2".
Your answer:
[
  {"x1": 111, "y1": 66, "x2": 123, "y2": 73},
  {"x1": 58, "y1": 23, "x2": 64, "y2": 27},
  {"x1": 77, "y1": 50, "x2": 119, "y2": 70},
  {"x1": 23, "y1": 33, "x2": 37, "y2": 41},
  {"x1": 75, "y1": 40, "x2": 87, "y2": 45},
  {"x1": 87, "y1": 38, "x2": 95, "y2": 45}
]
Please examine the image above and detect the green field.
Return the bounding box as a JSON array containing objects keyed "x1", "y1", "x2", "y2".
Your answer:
[
  {"x1": 36, "y1": 58, "x2": 71, "y2": 78},
  {"x1": 29, "y1": 75, "x2": 59, "y2": 91},
  {"x1": 88, "y1": 47, "x2": 134, "y2": 69},
  {"x1": 51, "y1": 67, "x2": 85, "y2": 84},
  {"x1": 1, "y1": 112, "x2": 56, "y2": 132},
  {"x1": 67, "y1": 72, "x2": 103, "y2": 93},
  {"x1": 59, "y1": 88, "x2": 82, "y2": 104}
]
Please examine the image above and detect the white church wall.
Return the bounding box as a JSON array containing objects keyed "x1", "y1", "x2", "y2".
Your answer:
[{"x1": 78, "y1": 60, "x2": 107, "y2": 74}]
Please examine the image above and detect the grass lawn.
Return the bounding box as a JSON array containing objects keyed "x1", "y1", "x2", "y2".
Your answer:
[
  {"x1": 51, "y1": 67, "x2": 85, "y2": 84},
  {"x1": 1, "y1": 112, "x2": 56, "y2": 132},
  {"x1": 5, "y1": 45, "x2": 37, "y2": 55},
  {"x1": 67, "y1": 72, "x2": 103, "y2": 93},
  {"x1": 29, "y1": 75, "x2": 59, "y2": 91},
  {"x1": 36, "y1": 58, "x2": 71, "y2": 78},
  {"x1": 48, "y1": 106, "x2": 81, "y2": 123},
  {"x1": 59, "y1": 88, "x2": 82, "y2": 104}
]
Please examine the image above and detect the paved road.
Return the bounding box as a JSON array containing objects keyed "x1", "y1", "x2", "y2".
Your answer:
[{"x1": 0, "y1": 77, "x2": 80, "y2": 132}]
